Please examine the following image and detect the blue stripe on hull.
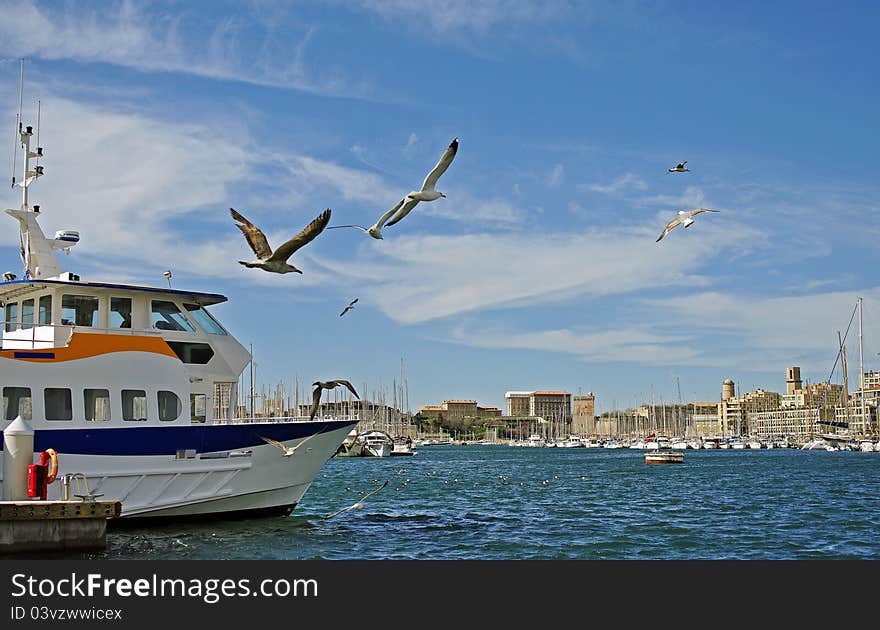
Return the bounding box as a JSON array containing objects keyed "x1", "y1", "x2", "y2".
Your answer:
[{"x1": 0, "y1": 420, "x2": 356, "y2": 456}]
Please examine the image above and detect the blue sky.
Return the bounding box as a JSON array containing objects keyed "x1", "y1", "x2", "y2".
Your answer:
[{"x1": 1, "y1": 0, "x2": 877, "y2": 413}]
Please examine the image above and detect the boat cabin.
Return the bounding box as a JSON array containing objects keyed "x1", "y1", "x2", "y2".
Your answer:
[{"x1": 0, "y1": 278, "x2": 251, "y2": 426}]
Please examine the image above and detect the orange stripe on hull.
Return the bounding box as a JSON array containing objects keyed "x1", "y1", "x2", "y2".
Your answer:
[{"x1": 0, "y1": 332, "x2": 178, "y2": 362}]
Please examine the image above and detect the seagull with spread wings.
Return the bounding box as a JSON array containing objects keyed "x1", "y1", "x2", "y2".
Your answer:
[
  {"x1": 230, "y1": 207, "x2": 331, "y2": 274},
  {"x1": 258, "y1": 430, "x2": 322, "y2": 457},
  {"x1": 656, "y1": 208, "x2": 719, "y2": 242},
  {"x1": 326, "y1": 198, "x2": 405, "y2": 240},
  {"x1": 309, "y1": 379, "x2": 360, "y2": 420},
  {"x1": 667, "y1": 161, "x2": 689, "y2": 173},
  {"x1": 323, "y1": 480, "x2": 388, "y2": 520},
  {"x1": 339, "y1": 298, "x2": 358, "y2": 317},
  {"x1": 384, "y1": 137, "x2": 459, "y2": 229}
]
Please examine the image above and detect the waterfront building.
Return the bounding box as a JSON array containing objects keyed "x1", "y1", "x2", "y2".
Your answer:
[
  {"x1": 833, "y1": 370, "x2": 880, "y2": 435},
  {"x1": 417, "y1": 399, "x2": 502, "y2": 423},
  {"x1": 505, "y1": 391, "x2": 532, "y2": 416},
  {"x1": 572, "y1": 392, "x2": 596, "y2": 435}
]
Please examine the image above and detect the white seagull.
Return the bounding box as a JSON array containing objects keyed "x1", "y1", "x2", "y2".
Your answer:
[
  {"x1": 339, "y1": 298, "x2": 358, "y2": 317},
  {"x1": 326, "y1": 198, "x2": 405, "y2": 240},
  {"x1": 231, "y1": 207, "x2": 331, "y2": 274},
  {"x1": 323, "y1": 480, "x2": 388, "y2": 520},
  {"x1": 667, "y1": 161, "x2": 689, "y2": 173},
  {"x1": 656, "y1": 208, "x2": 720, "y2": 242},
  {"x1": 258, "y1": 431, "x2": 322, "y2": 457},
  {"x1": 384, "y1": 137, "x2": 459, "y2": 229},
  {"x1": 310, "y1": 379, "x2": 360, "y2": 420}
]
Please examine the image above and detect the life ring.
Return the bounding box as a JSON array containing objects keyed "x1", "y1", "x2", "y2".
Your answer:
[{"x1": 44, "y1": 448, "x2": 58, "y2": 484}]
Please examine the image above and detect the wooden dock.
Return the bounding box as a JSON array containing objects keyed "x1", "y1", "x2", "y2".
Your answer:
[{"x1": 0, "y1": 500, "x2": 121, "y2": 554}]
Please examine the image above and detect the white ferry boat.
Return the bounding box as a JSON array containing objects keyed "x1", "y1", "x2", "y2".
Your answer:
[{"x1": 0, "y1": 91, "x2": 356, "y2": 519}]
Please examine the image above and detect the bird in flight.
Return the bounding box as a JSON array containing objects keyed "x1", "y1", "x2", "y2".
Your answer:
[
  {"x1": 326, "y1": 198, "x2": 405, "y2": 240},
  {"x1": 656, "y1": 208, "x2": 720, "y2": 242},
  {"x1": 323, "y1": 480, "x2": 388, "y2": 520},
  {"x1": 339, "y1": 298, "x2": 358, "y2": 317},
  {"x1": 310, "y1": 379, "x2": 360, "y2": 420},
  {"x1": 230, "y1": 207, "x2": 331, "y2": 274},
  {"x1": 384, "y1": 137, "x2": 459, "y2": 229},
  {"x1": 667, "y1": 161, "x2": 689, "y2": 173},
  {"x1": 258, "y1": 431, "x2": 322, "y2": 457}
]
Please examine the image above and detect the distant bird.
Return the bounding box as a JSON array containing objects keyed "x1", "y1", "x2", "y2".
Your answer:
[
  {"x1": 326, "y1": 198, "x2": 405, "y2": 240},
  {"x1": 323, "y1": 480, "x2": 388, "y2": 519},
  {"x1": 656, "y1": 208, "x2": 720, "y2": 242},
  {"x1": 310, "y1": 379, "x2": 360, "y2": 420},
  {"x1": 667, "y1": 161, "x2": 689, "y2": 173},
  {"x1": 384, "y1": 137, "x2": 459, "y2": 228},
  {"x1": 339, "y1": 298, "x2": 359, "y2": 317},
  {"x1": 258, "y1": 431, "x2": 322, "y2": 457},
  {"x1": 230, "y1": 207, "x2": 331, "y2": 274}
]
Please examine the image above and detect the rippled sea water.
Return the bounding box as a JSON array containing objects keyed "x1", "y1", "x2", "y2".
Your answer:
[{"x1": 89, "y1": 446, "x2": 880, "y2": 560}]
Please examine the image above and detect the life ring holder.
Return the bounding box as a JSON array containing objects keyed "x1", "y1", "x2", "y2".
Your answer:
[{"x1": 44, "y1": 448, "x2": 59, "y2": 484}]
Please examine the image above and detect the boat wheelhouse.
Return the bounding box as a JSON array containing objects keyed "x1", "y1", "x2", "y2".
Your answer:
[{"x1": 0, "y1": 78, "x2": 356, "y2": 519}]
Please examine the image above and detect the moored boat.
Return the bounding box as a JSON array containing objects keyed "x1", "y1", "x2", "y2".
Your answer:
[
  {"x1": 0, "y1": 81, "x2": 356, "y2": 519},
  {"x1": 645, "y1": 450, "x2": 684, "y2": 464}
]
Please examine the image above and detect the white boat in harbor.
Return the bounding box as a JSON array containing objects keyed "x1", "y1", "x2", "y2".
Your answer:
[
  {"x1": 748, "y1": 440, "x2": 762, "y2": 450},
  {"x1": 391, "y1": 437, "x2": 417, "y2": 456},
  {"x1": 359, "y1": 430, "x2": 394, "y2": 457},
  {"x1": 0, "y1": 89, "x2": 356, "y2": 518}
]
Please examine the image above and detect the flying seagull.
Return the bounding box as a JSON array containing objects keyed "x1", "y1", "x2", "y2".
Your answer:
[
  {"x1": 310, "y1": 379, "x2": 360, "y2": 420},
  {"x1": 231, "y1": 207, "x2": 331, "y2": 274},
  {"x1": 258, "y1": 431, "x2": 322, "y2": 457},
  {"x1": 323, "y1": 480, "x2": 388, "y2": 520},
  {"x1": 326, "y1": 198, "x2": 405, "y2": 240},
  {"x1": 667, "y1": 161, "x2": 689, "y2": 173},
  {"x1": 656, "y1": 208, "x2": 720, "y2": 242},
  {"x1": 384, "y1": 137, "x2": 459, "y2": 228},
  {"x1": 339, "y1": 298, "x2": 358, "y2": 317}
]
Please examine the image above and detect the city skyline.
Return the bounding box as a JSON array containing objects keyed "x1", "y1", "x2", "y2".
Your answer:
[{"x1": 0, "y1": 1, "x2": 877, "y2": 413}]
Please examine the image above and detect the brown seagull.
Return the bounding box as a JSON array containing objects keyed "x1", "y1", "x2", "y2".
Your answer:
[
  {"x1": 231, "y1": 207, "x2": 331, "y2": 274},
  {"x1": 310, "y1": 379, "x2": 360, "y2": 420}
]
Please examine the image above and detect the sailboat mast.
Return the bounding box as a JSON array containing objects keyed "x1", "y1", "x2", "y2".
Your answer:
[{"x1": 858, "y1": 297, "x2": 867, "y2": 434}]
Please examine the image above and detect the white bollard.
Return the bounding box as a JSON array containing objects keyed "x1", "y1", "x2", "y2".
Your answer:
[{"x1": 2, "y1": 416, "x2": 35, "y2": 501}]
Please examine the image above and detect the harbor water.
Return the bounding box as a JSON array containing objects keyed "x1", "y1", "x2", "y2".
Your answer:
[{"x1": 89, "y1": 446, "x2": 879, "y2": 560}]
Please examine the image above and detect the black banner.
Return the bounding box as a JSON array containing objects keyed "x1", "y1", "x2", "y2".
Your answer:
[{"x1": 0, "y1": 560, "x2": 873, "y2": 625}]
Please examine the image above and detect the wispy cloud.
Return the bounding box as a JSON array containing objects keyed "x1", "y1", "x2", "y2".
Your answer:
[
  {"x1": 313, "y1": 220, "x2": 760, "y2": 324},
  {"x1": 546, "y1": 163, "x2": 564, "y2": 189},
  {"x1": 449, "y1": 324, "x2": 702, "y2": 365},
  {"x1": 0, "y1": 0, "x2": 370, "y2": 98},
  {"x1": 584, "y1": 172, "x2": 647, "y2": 194},
  {"x1": 351, "y1": 0, "x2": 575, "y2": 33}
]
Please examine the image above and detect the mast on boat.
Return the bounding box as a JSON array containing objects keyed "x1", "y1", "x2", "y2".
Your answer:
[{"x1": 6, "y1": 59, "x2": 78, "y2": 281}]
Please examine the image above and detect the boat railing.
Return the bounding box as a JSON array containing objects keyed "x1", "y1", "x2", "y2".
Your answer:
[
  {"x1": 1, "y1": 321, "x2": 165, "y2": 350},
  {"x1": 226, "y1": 414, "x2": 360, "y2": 425}
]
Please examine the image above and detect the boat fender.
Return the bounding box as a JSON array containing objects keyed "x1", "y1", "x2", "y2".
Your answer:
[{"x1": 41, "y1": 448, "x2": 59, "y2": 484}]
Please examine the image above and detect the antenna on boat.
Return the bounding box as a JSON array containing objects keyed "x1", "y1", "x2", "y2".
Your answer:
[
  {"x1": 163, "y1": 270, "x2": 173, "y2": 287},
  {"x1": 10, "y1": 59, "x2": 23, "y2": 189}
]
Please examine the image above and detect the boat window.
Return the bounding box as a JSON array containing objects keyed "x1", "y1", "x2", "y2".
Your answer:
[
  {"x1": 3, "y1": 386, "x2": 31, "y2": 421},
  {"x1": 21, "y1": 299, "x2": 34, "y2": 330},
  {"x1": 110, "y1": 297, "x2": 133, "y2": 329},
  {"x1": 5, "y1": 302, "x2": 18, "y2": 332},
  {"x1": 84, "y1": 388, "x2": 111, "y2": 421},
  {"x1": 190, "y1": 393, "x2": 206, "y2": 423},
  {"x1": 167, "y1": 341, "x2": 214, "y2": 364},
  {"x1": 61, "y1": 294, "x2": 99, "y2": 327},
  {"x1": 183, "y1": 304, "x2": 228, "y2": 335},
  {"x1": 158, "y1": 390, "x2": 182, "y2": 421},
  {"x1": 38, "y1": 295, "x2": 52, "y2": 325},
  {"x1": 122, "y1": 389, "x2": 148, "y2": 421},
  {"x1": 151, "y1": 300, "x2": 195, "y2": 332},
  {"x1": 44, "y1": 388, "x2": 73, "y2": 421}
]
